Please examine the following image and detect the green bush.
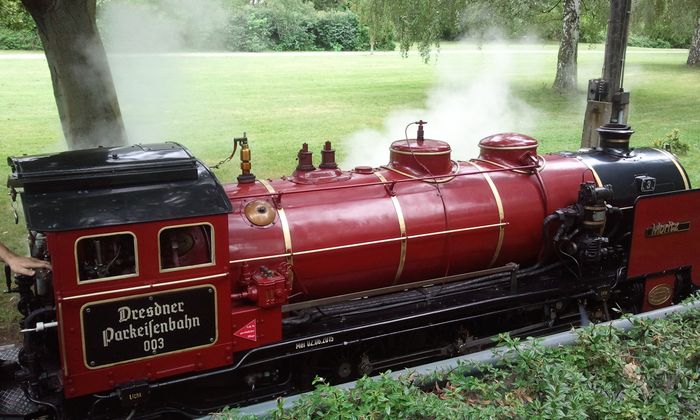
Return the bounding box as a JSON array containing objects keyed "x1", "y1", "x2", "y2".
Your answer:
[
  {"x1": 314, "y1": 10, "x2": 364, "y2": 51},
  {"x1": 258, "y1": 0, "x2": 319, "y2": 51},
  {"x1": 0, "y1": 27, "x2": 42, "y2": 50},
  {"x1": 628, "y1": 34, "x2": 673, "y2": 49},
  {"x1": 226, "y1": 8, "x2": 273, "y2": 52},
  {"x1": 224, "y1": 1, "x2": 388, "y2": 52}
]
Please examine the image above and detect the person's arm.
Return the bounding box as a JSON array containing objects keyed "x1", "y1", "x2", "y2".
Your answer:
[{"x1": 0, "y1": 242, "x2": 51, "y2": 276}]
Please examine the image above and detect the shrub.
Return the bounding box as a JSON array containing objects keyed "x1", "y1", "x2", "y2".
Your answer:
[
  {"x1": 258, "y1": 0, "x2": 319, "y2": 51},
  {"x1": 651, "y1": 128, "x2": 690, "y2": 155},
  {"x1": 223, "y1": 1, "x2": 389, "y2": 52},
  {"x1": 226, "y1": 7, "x2": 273, "y2": 52},
  {"x1": 314, "y1": 10, "x2": 364, "y2": 51},
  {"x1": 0, "y1": 27, "x2": 42, "y2": 50},
  {"x1": 628, "y1": 34, "x2": 673, "y2": 49}
]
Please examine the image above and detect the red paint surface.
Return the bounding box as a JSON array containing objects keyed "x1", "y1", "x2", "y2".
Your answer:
[
  {"x1": 50, "y1": 215, "x2": 234, "y2": 398},
  {"x1": 226, "y1": 146, "x2": 595, "y2": 301},
  {"x1": 628, "y1": 190, "x2": 700, "y2": 285},
  {"x1": 388, "y1": 139, "x2": 454, "y2": 176},
  {"x1": 234, "y1": 319, "x2": 257, "y2": 341}
]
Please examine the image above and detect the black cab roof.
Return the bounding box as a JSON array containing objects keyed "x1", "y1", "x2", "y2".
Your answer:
[{"x1": 7, "y1": 143, "x2": 232, "y2": 231}]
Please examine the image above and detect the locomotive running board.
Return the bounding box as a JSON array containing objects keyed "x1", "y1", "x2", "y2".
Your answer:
[
  {"x1": 0, "y1": 345, "x2": 39, "y2": 418},
  {"x1": 282, "y1": 263, "x2": 519, "y2": 312}
]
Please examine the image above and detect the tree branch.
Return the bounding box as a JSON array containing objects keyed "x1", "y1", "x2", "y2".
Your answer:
[{"x1": 541, "y1": 0, "x2": 563, "y2": 15}]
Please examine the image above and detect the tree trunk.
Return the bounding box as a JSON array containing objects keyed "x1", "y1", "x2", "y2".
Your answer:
[
  {"x1": 22, "y1": 0, "x2": 127, "y2": 149},
  {"x1": 688, "y1": 17, "x2": 700, "y2": 66},
  {"x1": 553, "y1": 0, "x2": 580, "y2": 92}
]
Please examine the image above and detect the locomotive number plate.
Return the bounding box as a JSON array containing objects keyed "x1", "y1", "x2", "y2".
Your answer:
[{"x1": 81, "y1": 285, "x2": 217, "y2": 368}]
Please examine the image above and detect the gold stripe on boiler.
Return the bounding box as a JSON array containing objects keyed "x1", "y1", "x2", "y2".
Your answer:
[
  {"x1": 375, "y1": 172, "x2": 408, "y2": 285},
  {"x1": 258, "y1": 179, "x2": 294, "y2": 266},
  {"x1": 466, "y1": 162, "x2": 505, "y2": 267}
]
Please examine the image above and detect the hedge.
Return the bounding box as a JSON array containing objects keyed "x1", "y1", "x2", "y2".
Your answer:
[{"x1": 0, "y1": 27, "x2": 42, "y2": 50}]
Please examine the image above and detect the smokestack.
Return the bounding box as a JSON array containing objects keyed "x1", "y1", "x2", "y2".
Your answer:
[{"x1": 597, "y1": 123, "x2": 634, "y2": 155}]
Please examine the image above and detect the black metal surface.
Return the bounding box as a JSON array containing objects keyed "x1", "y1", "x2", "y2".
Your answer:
[
  {"x1": 575, "y1": 147, "x2": 689, "y2": 207},
  {"x1": 82, "y1": 286, "x2": 217, "y2": 368},
  {"x1": 7, "y1": 143, "x2": 232, "y2": 231},
  {"x1": 8, "y1": 143, "x2": 198, "y2": 192},
  {"x1": 0, "y1": 345, "x2": 38, "y2": 417}
]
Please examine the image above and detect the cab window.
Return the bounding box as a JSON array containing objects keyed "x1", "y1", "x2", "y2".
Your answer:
[
  {"x1": 76, "y1": 233, "x2": 137, "y2": 282},
  {"x1": 159, "y1": 224, "x2": 213, "y2": 271}
]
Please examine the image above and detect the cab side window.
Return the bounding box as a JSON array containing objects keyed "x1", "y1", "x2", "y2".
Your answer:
[
  {"x1": 77, "y1": 233, "x2": 137, "y2": 282},
  {"x1": 159, "y1": 224, "x2": 213, "y2": 270}
]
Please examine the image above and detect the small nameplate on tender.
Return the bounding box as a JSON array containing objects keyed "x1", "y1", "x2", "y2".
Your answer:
[
  {"x1": 82, "y1": 285, "x2": 216, "y2": 368},
  {"x1": 645, "y1": 221, "x2": 690, "y2": 238}
]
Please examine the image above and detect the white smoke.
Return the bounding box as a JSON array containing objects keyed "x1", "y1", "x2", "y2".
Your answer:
[
  {"x1": 341, "y1": 41, "x2": 539, "y2": 168},
  {"x1": 98, "y1": 0, "x2": 229, "y2": 143}
]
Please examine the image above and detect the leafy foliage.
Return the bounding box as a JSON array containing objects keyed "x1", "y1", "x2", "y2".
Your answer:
[
  {"x1": 309, "y1": 0, "x2": 349, "y2": 11},
  {"x1": 0, "y1": 0, "x2": 34, "y2": 31},
  {"x1": 578, "y1": 0, "x2": 609, "y2": 43},
  {"x1": 314, "y1": 10, "x2": 365, "y2": 51},
  {"x1": 236, "y1": 306, "x2": 700, "y2": 419},
  {"x1": 628, "y1": 34, "x2": 673, "y2": 49},
  {"x1": 631, "y1": 0, "x2": 700, "y2": 48},
  {"x1": 225, "y1": 0, "x2": 392, "y2": 52},
  {"x1": 651, "y1": 128, "x2": 690, "y2": 155},
  {"x1": 0, "y1": 0, "x2": 40, "y2": 50},
  {"x1": 227, "y1": 6, "x2": 274, "y2": 52},
  {"x1": 350, "y1": 0, "x2": 395, "y2": 51},
  {"x1": 257, "y1": 0, "x2": 319, "y2": 51},
  {"x1": 0, "y1": 27, "x2": 41, "y2": 50},
  {"x1": 351, "y1": 0, "x2": 464, "y2": 61}
]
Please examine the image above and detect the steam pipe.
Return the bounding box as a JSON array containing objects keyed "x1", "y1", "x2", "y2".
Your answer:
[{"x1": 231, "y1": 162, "x2": 542, "y2": 201}]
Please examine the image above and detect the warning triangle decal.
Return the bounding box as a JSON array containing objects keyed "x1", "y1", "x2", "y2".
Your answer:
[{"x1": 234, "y1": 319, "x2": 257, "y2": 342}]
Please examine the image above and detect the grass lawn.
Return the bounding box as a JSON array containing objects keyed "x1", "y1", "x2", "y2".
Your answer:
[{"x1": 0, "y1": 42, "x2": 698, "y2": 339}]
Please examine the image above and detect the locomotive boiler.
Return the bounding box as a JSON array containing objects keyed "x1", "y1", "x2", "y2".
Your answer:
[{"x1": 1, "y1": 121, "x2": 698, "y2": 418}]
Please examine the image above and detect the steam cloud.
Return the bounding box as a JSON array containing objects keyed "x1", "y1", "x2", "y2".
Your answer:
[
  {"x1": 341, "y1": 41, "x2": 539, "y2": 169},
  {"x1": 98, "y1": 0, "x2": 228, "y2": 143}
]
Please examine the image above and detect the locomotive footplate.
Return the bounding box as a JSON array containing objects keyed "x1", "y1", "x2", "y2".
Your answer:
[
  {"x1": 242, "y1": 281, "x2": 597, "y2": 372},
  {"x1": 0, "y1": 345, "x2": 39, "y2": 419}
]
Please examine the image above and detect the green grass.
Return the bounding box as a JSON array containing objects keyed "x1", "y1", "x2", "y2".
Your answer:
[{"x1": 0, "y1": 43, "x2": 698, "y2": 338}]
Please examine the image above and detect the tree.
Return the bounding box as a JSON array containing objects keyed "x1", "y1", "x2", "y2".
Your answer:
[
  {"x1": 690, "y1": 16, "x2": 700, "y2": 65},
  {"x1": 352, "y1": 0, "x2": 588, "y2": 92},
  {"x1": 0, "y1": 0, "x2": 31, "y2": 30},
  {"x1": 553, "y1": 0, "x2": 580, "y2": 91},
  {"x1": 351, "y1": 0, "x2": 392, "y2": 53},
  {"x1": 311, "y1": 0, "x2": 348, "y2": 10},
  {"x1": 21, "y1": 0, "x2": 127, "y2": 149},
  {"x1": 351, "y1": 0, "x2": 463, "y2": 61},
  {"x1": 632, "y1": 0, "x2": 700, "y2": 66}
]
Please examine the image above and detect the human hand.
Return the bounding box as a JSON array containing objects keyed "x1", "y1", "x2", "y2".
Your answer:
[{"x1": 5, "y1": 254, "x2": 51, "y2": 276}]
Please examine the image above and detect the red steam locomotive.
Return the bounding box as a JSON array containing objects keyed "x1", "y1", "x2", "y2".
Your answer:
[{"x1": 1, "y1": 121, "x2": 698, "y2": 418}]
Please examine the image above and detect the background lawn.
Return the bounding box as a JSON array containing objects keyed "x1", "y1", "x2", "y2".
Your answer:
[{"x1": 0, "y1": 42, "x2": 698, "y2": 340}]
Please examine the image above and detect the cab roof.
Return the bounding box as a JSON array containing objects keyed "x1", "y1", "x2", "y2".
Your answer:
[{"x1": 7, "y1": 143, "x2": 232, "y2": 231}]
